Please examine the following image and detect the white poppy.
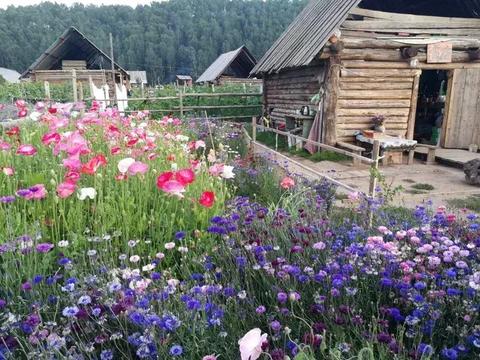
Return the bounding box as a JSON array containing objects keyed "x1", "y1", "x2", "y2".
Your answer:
[
  {"x1": 118, "y1": 158, "x2": 136, "y2": 174},
  {"x1": 77, "y1": 188, "x2": 97, "y2": 201},
  {"x1": 221, "y1": 165, "x2": 235, "y2": 179},
  {"x1": 238, "y1": 328, "x2": 267, "y2": 360}
]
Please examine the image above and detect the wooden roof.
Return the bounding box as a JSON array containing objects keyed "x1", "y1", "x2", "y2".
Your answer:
[
  {"x1": 21, "y1": 27, "x2": 128, "y2": 79},
  {"x1": 196, "y1": 46, "x2": 257, "y2": 83},
  {"x1": 252, "y1": 0, "x2": 480, "y2": 75}
]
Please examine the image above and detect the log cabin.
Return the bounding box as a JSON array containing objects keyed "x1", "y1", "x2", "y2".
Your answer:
[{"x1": 251, "y1": 0, "x2": 480, "y2": 153}]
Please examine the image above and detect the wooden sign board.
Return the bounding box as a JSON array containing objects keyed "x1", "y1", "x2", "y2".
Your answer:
[{"x1": 427, "y1": 42, "x2": 453, "y2": 63}]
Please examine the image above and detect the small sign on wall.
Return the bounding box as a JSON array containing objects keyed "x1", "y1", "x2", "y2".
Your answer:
[{"x1": 427, "y1": 42, "x2": 453, "y2": 63}]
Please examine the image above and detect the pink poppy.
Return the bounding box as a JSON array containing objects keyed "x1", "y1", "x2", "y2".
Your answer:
[
  {"x1": 280, "y1": 176, "x2": 295, "y2": 189},
  {"x1": 110, "y1": 146, "x2": 121, "y2": 155},
  {"x1": 115, "y1": 174, "x2": 128, "y2": 181},
  {"x1": 0, "y1": 104, "x2": 5, "y2": 110},
  {"x1": 17, "y1": 144, "x2": 37, "y2": 156},
  {"x1": 57, "y1": 182, "x2": 76, "y2": 198},
  {"x1": 81, "y1": 154, "x2": 107, "y2": 175},
  {"x1": 17, "y1": 108, "x2": 28, "y2": 118},
  {"x1": 128, "y1": 161, "x2": 149, "y2": 176},
  {"x1": 18, "y1": 184, "x2": 47, "y2": 200},
  {"x1": 209, "y1": 164, "x2": 224, "y2": 177},
  {"x1": 63, "y1": 157, "x2": 82, "y2": 171},
  {"x1": 159, "y1": 180, "x2": 185, "y2": 198},
  {"x1": 2, "y1": 167, "x2": 14, "y2": 176},
  {"x1": 0, "y1": 141, "x2": 11, "y2": 151},
  {"x1": 5, "y1": 126, "x2": 20, "y2": 137},
  {"x1": 176, "y1": 168, "x2": 195, "y2": 186},
  {"x1": 199, "y1": 191, "x2": 215, "y2": 208},
  {"x1": 15, "y1": 100, "x2": 26, "y2": 108},
  {"x1": 156, "y1": 172, "x2": 175, "y2": 189},
  {"x1": 42, "y1": 132, "x2": 61, "y2": 146},
  {"x1": 64, "y1": 170, "x2": 81, "y2": 184}
]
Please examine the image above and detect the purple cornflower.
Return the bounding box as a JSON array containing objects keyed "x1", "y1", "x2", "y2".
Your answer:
[
  {"x1": 270, "y1": 320, "x2": 282, "y2": 332},
  {"x1": 62, "y1": 306, "x2": 79, "y2": 318},
  {"x1": 256, "y1": 305, "x2": 266, "y2": 314},
  {"x1": 35, "y1": 243, "x2": 54, "y2": 253},
  {"x1": 0, "y1": 195, "x2": 15, "y2": 204},
  {"x1": 277, "y1": 292, "x2": 288, "y2": 304}
]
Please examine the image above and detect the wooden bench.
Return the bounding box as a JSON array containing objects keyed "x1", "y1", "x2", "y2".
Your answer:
[
  {"x1": 337, "y1": 141, "x2": 366, "y2": 166},
  {"x1": 409, "y1": 144, "x2": 438, "y2": 165}
]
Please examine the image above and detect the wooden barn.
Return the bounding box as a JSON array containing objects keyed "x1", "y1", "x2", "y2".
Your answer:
[
  {"x1": 251, "y1": 0, "x2": 480, "y2": 153},
  {"x1": 21, "y1": 27, "x2": 129, "y2": 88},
  {"x1": 196, "y1": 46, "x2": 259, "y2": 85},
  {"x1": 176, "y1": 75, "x2": 193, "y2": 87}
]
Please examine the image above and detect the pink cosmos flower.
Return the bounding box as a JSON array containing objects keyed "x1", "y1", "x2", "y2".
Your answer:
[
  {"x1": 57, "y1": 182, "x2": 76, "y2": 199},
  {"x1": 280, "y1": 176, "x2": 295, "y2": 189},
  {"x1": 17, "y1": 144, "x2": 37, "y2": 156},
  {"x1": 128, "y1": 161, "x2": 149, "y2": 176},
  {"x1": 238, "y1": 328, "x2": 267, "y2": 360},
  {"x1": 199, "y1": 191, "x2": 215, "y2": 208}
]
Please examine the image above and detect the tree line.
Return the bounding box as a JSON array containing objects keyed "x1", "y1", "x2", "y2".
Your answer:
[{"x1": 0, "y1": 0, "x2": 307, "y2": 84}]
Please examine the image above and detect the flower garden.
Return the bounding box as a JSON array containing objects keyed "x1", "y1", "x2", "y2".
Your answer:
[{"x1": 0, "y1": 100, "x2": 479, "y2": 360}]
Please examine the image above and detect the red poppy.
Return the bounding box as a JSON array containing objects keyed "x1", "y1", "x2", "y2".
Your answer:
[
  {"x1": 6, "y1": 126, "x2": 20, "y2": 137},
  {"x1": 81, "y1": 154, "x2": 107, "y2": 175},
  {"x1": 199, "y1": 191, "x2": 215, "y2": 208},
  {"x1": 41, "y1": 132, "x2": 61, "y2": 146},
  {"x1": 176, "y1": 169, "x2": 195, "y2": 186},
  {"x1": 156, "y1": 171, "x2": 175, "y2": 189}
]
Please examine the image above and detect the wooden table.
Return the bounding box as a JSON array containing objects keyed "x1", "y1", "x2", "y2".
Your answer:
[{"x1": 355, "y1": 133, "x2": 417, "y2": 165}]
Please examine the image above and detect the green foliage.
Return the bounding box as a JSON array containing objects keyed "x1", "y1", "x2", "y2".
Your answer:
[
  {"x1": 0, "y1": 0, "x2": 308, "y2": 84},
  {"x1": 411, "y1": 183, "x2": 435, "y2": 191},
  {"x1": 0, "y1": 82, "x2": 90, "y2": 103},
  {"x1": 0, "y1": 74, "x2": 5, "y2": 85}
]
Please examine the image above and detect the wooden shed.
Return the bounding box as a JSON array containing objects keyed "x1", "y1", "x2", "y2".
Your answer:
[
  {"x1": 21, "y1": 27, "x2": 129, "y2": 88},
  {"x1": 252, "y1": 0, "x2": 480, "y2": 150},
  {"x1": 196, "y1": 46, "x2": 258, "y2": 85}
]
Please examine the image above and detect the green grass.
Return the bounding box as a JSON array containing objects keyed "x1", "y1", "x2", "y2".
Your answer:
[
  {"x1": 255, "y1": 130, "x2": 289, "y2": 150},
  {"x1": 290, "y1": 149, "x2": 351, "y2": 163},
  {"x1": 411, "y1": 183, "x2": 435, "y2": 191},
  {"x1": 447, "y1": 195, "x2": 480, "y2": 212}
]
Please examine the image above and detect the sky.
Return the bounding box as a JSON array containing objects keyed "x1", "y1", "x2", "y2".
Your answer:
[{"x1": 0, "y1": 0, "x2": 158, "y2": 9}]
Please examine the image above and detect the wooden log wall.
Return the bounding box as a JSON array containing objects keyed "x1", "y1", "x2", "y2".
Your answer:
[
  {"x1": 263, "y1": 63, "x2": 325, "y2": 124},
  {"x1": 323, "y1": 7, "x2": 480, "y2": 143}
]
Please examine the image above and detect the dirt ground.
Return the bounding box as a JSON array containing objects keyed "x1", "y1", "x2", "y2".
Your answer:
[{"x1": 254, "y1": 143, "x2": 480, "y2": 210}]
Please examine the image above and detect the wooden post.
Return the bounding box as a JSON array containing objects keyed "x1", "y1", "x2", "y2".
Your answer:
[
  {"x1": 407, "y1": 72, "x2": 421, "y2": 164},
  {"x1": 44, "y1": 81, "x2": 51, "y2": 100},
  {"x1": 179, "y1": 91, "x2": 184, "y2": 117},
  {"x1": 251, "y1": 116, "x2": 257, "y2": 156},
  {"x1": 140, "y1": 82, "x2": 145, "y2": 98},
  {"x1": 109, "y1": 33, "x2": 117, "y2": 105},
  {"x1": 368, "y1": 140, "x2": 381, "y2": 227},
  {"x1": 78, "y1": 81, "x2": 85, "y2": 116},
  {"x1": 323, "y1": 56, "x2": 340, "y2": 146},
  {"x1": 275, "y1": 133, "x2": 279, "y2": 151},
  {"x1": 71, "y1": 69, "x2": 78, "y2": 103}
]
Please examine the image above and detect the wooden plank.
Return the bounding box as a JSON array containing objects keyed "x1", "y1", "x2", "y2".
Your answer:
[
  {"x1": 341, "y1": 68, "x2": 421, "y2": 77},
  {"x1": 341, "y1": 76, "x2": 413, "y2": 83},
  {"x1": 338, "y1": 129, "x2": 407, "y2": 137},
  {"x1": 337, "y1": 115, "x2": 408, "y2": 124},
  {"x1": 341, "y1": 23, "x2": 480, "y2": 36},
  {"x1": 349, "y1": 7, "x2": 480, "y2": 25},
  {"x1": 339, "y1": 122, "x2": 408, "y2": 130},
  {"x1": 338, "y1": 99, "x2": 411, "y2": 108},
  {"x1": 342, "y1": 37, "x2": 480, "y2": 50},
  {"x1": 343, "y1": 60, "x2": 480, "y2": 70},
  {"x1": 337, "y1": 108, "x2": 411, "y2": 116},
  {"x1": 342, "y1": 20, "x2": 480, "y2": 30},
  {"x1": 406, "y1": 74, "x2": 421, "y2": 140},
  {"x1": 339, "y1": 89, "x2": 412, "y2": 100},
  {"x1": 340, "y1": 81, "x2": 413, "y2": 90}
]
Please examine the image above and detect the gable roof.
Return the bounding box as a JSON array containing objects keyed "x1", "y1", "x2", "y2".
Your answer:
[
  {"x1": 0, "y1": 67, "x2": 21, "y2": 83},
  {"x1": 252, "y1": 0, "x2": 480, "y2": 75},
  {"x1": 176, "y1": 75, "x2": 192, "y2": 81},
  {"x1": 196, "y1": 46, "x2": 257, "y2": 83},
  {"x1": 128, "y1": 71, "x2": 148, "y2": 84},
  {"x1": 252, "y1": 0, "x2": 361, "y2": 75},
  {"x1": 21, "y1": 26, "x2": 128, "y2": 79}
]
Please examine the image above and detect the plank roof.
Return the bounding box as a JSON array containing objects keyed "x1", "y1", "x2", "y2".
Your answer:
[
  {"x1": 21, "y1": 27, "x2": 128, "y2": 79},
  {"x1": 196, "y1": 46, "x2": 257, "y2": 83}
]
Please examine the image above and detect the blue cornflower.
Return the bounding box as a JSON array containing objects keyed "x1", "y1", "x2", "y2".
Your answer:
[
  {"x1": 441, "y1": 348, "x2": 458, "y2": 360},
  {"x1": 236, "y1": 256, "x2": 247, "y2": 268},
  {"x1": 129, "y1": 311, "x2": 146, "y2": 326},
  {"x1": 169, "y1": 345, "x2": 183, "y2": 357},
  {"x1": 187, "y1": 298, "x2": 201, "y2": 311},
  {"x1": 77, "y1": 295, "x2": 92, "y2": 305},
  {"x1": 175, "y1": 231, "x2": 186, "y2": 240},
  {"x1": 418, "y1": 343, "x2": 433, "y2": 356},
  {"x1": 62, "y1": 306, "x2": 79, "y2": 318},
  {"x1": 32, "y1": 275, "x2": 43, "y2": 284},
  {"x1": 100, "y1": 349, "x2": 114, "y2": 360}
]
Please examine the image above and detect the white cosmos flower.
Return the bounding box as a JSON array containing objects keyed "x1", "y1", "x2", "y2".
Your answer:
[
  {"x1": 77, "y1": 188, "x2": 97, "y2": 201},
  {"x1": 118, "y1": 158, "x2": 136, "y2": 174},
  {"x1": 221, "y1": 165, "x2": 235, "y2": 179}
]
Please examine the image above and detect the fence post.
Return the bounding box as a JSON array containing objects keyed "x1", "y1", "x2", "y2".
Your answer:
[
  {"x1": 251, "y1": 116, "x2": 257, "y2": 156},
  {"x1": 44, "y1": 81, "x2": 51, "y2": 101},
  {"x1": 179, "y1": 91, "x2": 184, "y2": 117},
  {"x1": 368, "y1": 140, "x2": 381, "y2": 227},
  {"x1": 72, "y1": 69, "x2": 78, "y2": 103}
]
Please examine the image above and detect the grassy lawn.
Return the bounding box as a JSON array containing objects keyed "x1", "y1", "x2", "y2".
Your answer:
[{"x1": 447, "y1": 194, "x2": 480, "y2": 212}]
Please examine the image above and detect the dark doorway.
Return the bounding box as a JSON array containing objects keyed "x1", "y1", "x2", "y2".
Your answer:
[{"x1": 414, "y1": 70, "x2": 448, "y2": 145}]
